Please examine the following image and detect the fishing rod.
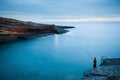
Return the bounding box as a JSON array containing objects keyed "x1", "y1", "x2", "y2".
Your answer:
[{"x1": 80, "y1": 47, "x2": 93, "y2": 61}]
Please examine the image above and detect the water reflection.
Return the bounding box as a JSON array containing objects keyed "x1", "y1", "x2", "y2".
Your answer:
[{"x1": 54, "y1": 34, "x2": 59, "y2": 48}]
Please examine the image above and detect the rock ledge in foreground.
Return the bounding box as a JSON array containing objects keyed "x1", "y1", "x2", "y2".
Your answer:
[{"x1": 81, "y1": 58, "x2": 120, "y2": 80}]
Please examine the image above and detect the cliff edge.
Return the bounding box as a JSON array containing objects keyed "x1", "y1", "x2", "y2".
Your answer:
[{"x1": 0, "y1": 17, "x2": 74, "y2": 43}]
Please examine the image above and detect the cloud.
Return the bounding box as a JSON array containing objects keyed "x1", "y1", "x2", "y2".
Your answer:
[
  {"x1": 38, "y1": 17, "x2": 120, "y2": 22},
  {"x1": 1, "y1": 0, "x2": 120, "y2": 17},
  {"x1": 0, "y1": 11, "x2": 120, "y2": 23},
  {"x1": 7, "y1": 0, "x2": 43, "y2": 4}
]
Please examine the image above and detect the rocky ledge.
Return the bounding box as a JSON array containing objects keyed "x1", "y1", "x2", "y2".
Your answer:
[
  {"x1": 0, "y1": 17, "x2": 74, "y2": 43},
  {"x1": 81, "y1": 58, "x2": 120, "y2": 80}
]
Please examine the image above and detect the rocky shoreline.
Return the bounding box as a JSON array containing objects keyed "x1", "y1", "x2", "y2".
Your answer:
[
  {"x1": 81, "y1": 58, "x2": 120, "y2": 80},
  {"x1": 0, "y1": 17, "x2": 74, "y2": 43}
]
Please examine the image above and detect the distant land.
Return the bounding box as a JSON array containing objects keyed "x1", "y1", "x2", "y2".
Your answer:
[{"x1": 0, "y1": 17, "x2": 74, "y2": 43}]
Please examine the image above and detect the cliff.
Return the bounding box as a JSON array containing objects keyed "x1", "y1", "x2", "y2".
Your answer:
[
  {"x1": 0, "y1": 17, "x2": 74, "y2": 43},
  {"x1": 81, "y1": 58, "x2": 120, "y2": 80}
]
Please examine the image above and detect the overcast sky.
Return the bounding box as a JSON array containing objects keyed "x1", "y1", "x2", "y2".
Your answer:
[{"x1": 0, "y1": 0, "x2": 120, "y2": 22}]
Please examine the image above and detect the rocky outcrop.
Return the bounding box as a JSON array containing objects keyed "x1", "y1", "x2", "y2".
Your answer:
[
  {"x1": 0, "y1": 17, "x2": 74, "y2": 43},
  {"x1": 81, "y1": 58, "x2": 120, "y2": 80},
  {"x1": 100, "y1": 58, "x2": 120, "y2": 66}
]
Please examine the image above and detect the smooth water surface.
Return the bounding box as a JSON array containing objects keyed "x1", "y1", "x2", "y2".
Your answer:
[{"x1": 0, "y1": 22, "x2": 120, "y2": 80}]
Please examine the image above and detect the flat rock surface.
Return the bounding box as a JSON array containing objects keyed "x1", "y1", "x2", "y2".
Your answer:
[{"x1": 81, "y1": 58, "x2": 120, "y2": 80}]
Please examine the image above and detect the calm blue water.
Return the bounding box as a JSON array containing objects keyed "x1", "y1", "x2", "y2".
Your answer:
[{"x1": 0, "y1": 22, "x2": 120, "y2": 80}]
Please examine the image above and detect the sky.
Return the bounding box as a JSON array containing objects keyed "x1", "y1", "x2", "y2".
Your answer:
[{"x1": 0, "y1": 0, "x2": 120, "y2": 22}]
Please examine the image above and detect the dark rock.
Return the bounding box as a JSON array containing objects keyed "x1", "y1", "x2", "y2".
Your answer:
[
  {"x1": 100, "y1": 58, "x2": 120, "y2": 66},
  {"x1": 81, "y1": 58, "x2": 120, "y2": 80},
  {"x1": 107, "y1": 76, "x2": 120, "y2": 80},
  {"x1": 0, "y1": 17, "x2": 75, "y2": 43}
]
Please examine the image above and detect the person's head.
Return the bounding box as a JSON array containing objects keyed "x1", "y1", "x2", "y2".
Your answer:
[{"x1": 94, "y1": 57, "x2": 96, "y2": 60}]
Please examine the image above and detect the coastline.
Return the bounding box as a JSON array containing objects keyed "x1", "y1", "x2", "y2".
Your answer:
[{"x1": 0, "y1": 17, "x2": 74, "y2": 43}]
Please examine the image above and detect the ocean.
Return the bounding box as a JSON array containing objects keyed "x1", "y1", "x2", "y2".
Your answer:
[{"x1": 0, "y1": 22, "x2": 120, "y2": 80}]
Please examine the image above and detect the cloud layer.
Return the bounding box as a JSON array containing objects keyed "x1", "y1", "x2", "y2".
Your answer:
[{"x1": 0, "y1": 0, "x2": 120, "y2": 22}]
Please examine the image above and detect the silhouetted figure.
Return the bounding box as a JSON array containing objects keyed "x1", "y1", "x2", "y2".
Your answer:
[{"x1": 93, "y1": 57, "x2": 97, "y2": 68}]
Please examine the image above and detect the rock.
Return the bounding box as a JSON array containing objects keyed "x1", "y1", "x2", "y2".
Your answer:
[
  {"x1": 100, "y1": 58, "x2": 120, "y2": 66},
  {"x1": 0, "y1": 17, "x2": 75, "y2": 43},
  {"x1": 107, "y1": 76, "x2": 120, "y2": 80},
  {"x1": 81, "y1": 58, "x2": 120, "y2": 80},
  {"x1": 53, "y1": 26, "x2": 68, "y2": 34}
]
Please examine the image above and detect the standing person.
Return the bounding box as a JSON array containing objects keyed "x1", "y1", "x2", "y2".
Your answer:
[{"x1": 93, "y1": 57, "x2": 97, "y2": 68}]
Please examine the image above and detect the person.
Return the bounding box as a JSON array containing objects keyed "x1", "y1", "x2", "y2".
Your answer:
[{"x1": 93, "y1": 57, "x2": 97, "y2": 68}]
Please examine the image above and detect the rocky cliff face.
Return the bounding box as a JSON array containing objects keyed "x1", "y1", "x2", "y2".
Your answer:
[
  {"x1": 0, "y1": 17, "x2": 74, "y2": 43},
  {"x1": 81, "y1": 58, "x2": 120, "y2": 80}
]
